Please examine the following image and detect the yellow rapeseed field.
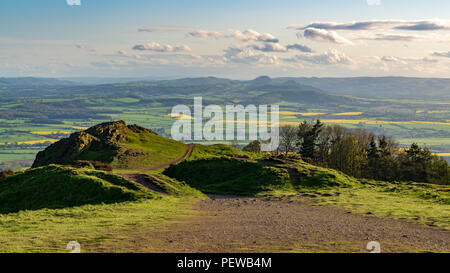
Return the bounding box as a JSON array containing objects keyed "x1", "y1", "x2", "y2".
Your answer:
[
  {"x1": 163, "y1": 113, "x2": 195, "y2": 120},
  {"x1": 273, "y1": 111, "x2": 326, "y2": 116},
  {"x1": 428, "y1": 110, "x2": 450, "y2": 114},
  {"x1": 31, "y1": 131, "x2": 71, "y2": 135},
  {"x1": 278, "y1": 119, "x2": 450, "y2": 126},
  {"x1": 214, "y1": 119, "x2": 450, "y2": 127},
  {"x1": 0, "y1": 139, "x2": 59, "y2": 145},
  {"x1": 18, "y1": 139, "x2": 59, "y2": 145},
  {"x1": 71, "y1": 126, "x2": 89, "y2": 130},
  {"x1": 332, "y1": 112, "x2": 364, "y2": 116}
]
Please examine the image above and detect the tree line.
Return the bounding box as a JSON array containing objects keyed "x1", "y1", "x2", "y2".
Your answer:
[{"x1": 249, "y1": 120, "x2": 449, "y2": 185}]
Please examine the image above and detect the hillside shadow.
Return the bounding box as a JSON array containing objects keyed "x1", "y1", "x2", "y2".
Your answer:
[
  {"x1": 163, "y1": 158, "x2": 290, "y2": 196},
  {"x1": 0, "y1": 166, "x2": 145, "y2": 214}
]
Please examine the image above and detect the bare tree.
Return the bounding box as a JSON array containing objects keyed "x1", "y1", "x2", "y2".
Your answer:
[{"x1": 280, "y1": 125, "x2": 298, "y2": 155}]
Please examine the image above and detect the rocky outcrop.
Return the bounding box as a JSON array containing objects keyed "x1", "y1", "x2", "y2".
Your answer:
[{"x1": 32, "y1": 121, "x2": 156, "y2": 168}]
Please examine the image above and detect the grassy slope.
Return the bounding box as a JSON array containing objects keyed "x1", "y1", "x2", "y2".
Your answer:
[
  {"x1": 164, "y1": 150, "x2": 450, "y2": 230},
  {"x1": 76, "y1": 128, "x2": 186, "y2": 171},
  {"x1": 188, "y1": 144, "x2": 262, "y2": 160},
  {"x1": 142, "y1": 173, "x2": 207, "y2": 198},
  {"x1": 112, "y1": 128, "x2": 186, "y2": 170},
  {"x1": 0, "y1": 165, "x2": 156, "y2": 213},
  {"x1": 165, "y1": 158, "x2": 292, "y2": 196},
  {"x1": 311, "y1": 181, "x2": 450, "y2": 230},
  {"x1": 0, "y1": 164, "x2": 202, "y2": 252},
  {"x1": 0, "y1": 197, "x2": 195, "y2": 253}
]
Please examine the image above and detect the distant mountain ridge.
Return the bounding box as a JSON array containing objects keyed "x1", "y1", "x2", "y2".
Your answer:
[
  {"x1": 2, "y1": 76, "x2": 450, "y2": 99},
  {"x1": 274, "y1": 77, "x2": 450, "y2": 99},
  {"x1": 0, "y1": 77, "x2": 76, "y2": 87}
]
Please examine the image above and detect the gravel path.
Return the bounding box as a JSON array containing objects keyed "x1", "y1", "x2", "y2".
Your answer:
[
  {"x1": 117, "y1": 145, "x2": 449, "y2": 253},
  {"x1": 148, "y1": 195, "x2": 450, "y2": 253}
]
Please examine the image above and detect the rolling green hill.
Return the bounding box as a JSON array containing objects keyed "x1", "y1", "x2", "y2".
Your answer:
[
  {"x1": 32, "y1": 121, "x2": 186, "y2": 170},
  {"x1": 0, "y1": 165, "x2": 156, "y2": 214},
  {"x1": 163, "y1": 156, "x2": 359, "y2": 196},
  {"x1": 276, "y1": 77, "x2": 450, "y2": 99}
]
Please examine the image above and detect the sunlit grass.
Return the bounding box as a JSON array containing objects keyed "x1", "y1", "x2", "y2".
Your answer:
[
  {"x1": 0, "y1": 197, "x2": 195, "y2": 253},
  {"x1": 311, "y1": 185, "x2": 450, "y2": 230}
]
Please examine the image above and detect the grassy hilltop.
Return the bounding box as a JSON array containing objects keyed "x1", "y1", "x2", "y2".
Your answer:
[
  {"x1": 32, "y1": 121, "x2": 186, "y2": 170},
  {"x1": 0, "y1": 121, "x2": 448, "y2": 252},
  {"x1": 0, "y1": 165, "x2": 156, "y2": 214}
]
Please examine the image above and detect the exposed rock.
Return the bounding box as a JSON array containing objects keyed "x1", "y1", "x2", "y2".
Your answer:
[{"x1": 32, "y1": 121, "x2": 156, "y2": 168}]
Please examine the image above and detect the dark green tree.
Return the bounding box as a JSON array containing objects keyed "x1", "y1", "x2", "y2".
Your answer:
[
  {"x1": 297, "y1": 120, "x2": 324, "y2": 161},
  {"x1": 366, "y1": 135, "x2": 380, "y2": 179}
]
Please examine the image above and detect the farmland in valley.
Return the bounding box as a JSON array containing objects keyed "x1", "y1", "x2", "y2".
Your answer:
[{"x1": 1, "y1": 77, "x2": 450, "y2": 171}]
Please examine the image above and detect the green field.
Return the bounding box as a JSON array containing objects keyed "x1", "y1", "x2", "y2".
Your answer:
[
  {"x1": 1, "y1": 79, "x2": 450, "y2": 171},
  {"x1": 0, "y1": 196, "x2": 195, "y2": 253}
]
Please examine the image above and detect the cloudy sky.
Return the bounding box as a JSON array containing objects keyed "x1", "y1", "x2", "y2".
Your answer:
[{"x1": 2, "y1": 0, "x2": 450, "y2": 78}]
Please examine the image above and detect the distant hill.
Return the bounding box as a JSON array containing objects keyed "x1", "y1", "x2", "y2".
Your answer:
[
  {"x1": 0, "y1": 76, "x2": 352, "y2": 106},
  {"x1": 32, "y1": 121, "x2": 186, "y2": 170},
  {"x1": 274, "y1": 77, "x2": 450, "y2": 99},
  {"x1": 0, "y1": 77, "x2": 76, "y2": 87},
  {"x1": 252, "y1": 89, "x2": 351, "y2": 105},
  {"x1": 2, "y1": 76, "x2": 450, "y2": 100}
]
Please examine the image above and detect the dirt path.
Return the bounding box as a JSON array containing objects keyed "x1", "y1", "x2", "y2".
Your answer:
[
  {"x1": 142, "y1": 195, "x2": 450, "y2": 253},
  {"x1": 116, "y1": 147, "x2": 449, "y2": 253},
  {"x1": 118, "y1": 144, "x2": 194, "y2": 188},
  {"x1": 139, "y1": 144, "x2": 195, "y2": 172}
]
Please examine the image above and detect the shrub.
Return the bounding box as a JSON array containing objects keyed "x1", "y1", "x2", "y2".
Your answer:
[
  {"x1": 0, "y1": 170, "x2": 14, "y2": 179},
  {"x1": 243, "y1": 140, "x2": 261, "y2": 153},
  {"x1": 73, "y1": 160, "x2": 113, "y2": 171}
]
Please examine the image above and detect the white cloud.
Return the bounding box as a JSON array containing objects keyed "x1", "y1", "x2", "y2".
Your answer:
[
  {"x1": 251, "y1": 43, "x2": 286, "y2": 52},
  {"x1": 189, "y1": 30, "x2": 223, "y2": 39},
  {"x1": 287, "y1": 49, "x2": 354, "y2": 65},
  {"x1": 286, "y1": 44, "x2": 314, "y2": 53},
  {"x1": 381, "y1": 56, "x2": 407, "y2": 64},
  {"x1": 360, "y1": 34, "x2": 422, "y2": 41},
  {"x1": 224, "y1": 45, "x2": 279, "y2": 65},
  {"x1": 75, "y1": 44, "x2": 98, "y2": 53},
  {"x1": 368, "y1": 55, "x2": 441, "y2": 71},
  {"x1": 132, "y1": 42, "x2": 191, "y2": 53},
  {"x1": 297, "y1": 19, "x2": 450, "y2": 31},
  {"x1": 431, "y1": 51, "x2": 450, "y2": 58},
  {"x1": 230, "y1": 29, "x2": 279, "y2": 43},
  {"x1": 303, "y1": 28, "x2": 353, "y2": 45}
]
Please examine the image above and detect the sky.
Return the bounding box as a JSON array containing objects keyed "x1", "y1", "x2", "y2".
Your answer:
[{"x1": 1, "y1": 0, "x2": 450, "y2": 79}]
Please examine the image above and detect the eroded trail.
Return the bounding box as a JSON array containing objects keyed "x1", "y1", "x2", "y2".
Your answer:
[
  {"x1": 143, "y1": 195, "x2": 450, "y2": 253},
  {"x1": 140, "y1": 143, "x2": 195, "y2": 172},
  {"x1": 118, "y1": 144, "x2": 195, "y2": 189}
]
